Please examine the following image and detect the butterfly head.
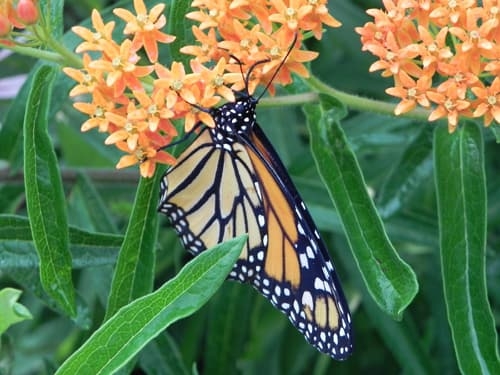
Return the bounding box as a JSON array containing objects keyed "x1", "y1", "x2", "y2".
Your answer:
[{"x1": 210, "y1": 94, "x2": 258, "y2": 138}]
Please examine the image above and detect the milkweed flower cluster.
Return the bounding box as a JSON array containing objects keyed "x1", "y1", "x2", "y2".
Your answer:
[
  {"x1": 64, "y1": 0, "x2": 341, "y2": 177},
  {"x1": 356, "y1": 0, "x2": 500, "y2": 132},
  {"x1": 0, "y1": 0, "x2": 39, "y2": 42}
]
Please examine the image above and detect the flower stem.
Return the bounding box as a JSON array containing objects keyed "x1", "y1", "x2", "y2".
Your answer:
[
  {"x1": 306, "y1": 74, "x2": 432, "y2": 122},
  {"x1": 6, "y1": 44, "x2": 64, "y2": 64},
  {"x1": 45, "y1": 39, "x2": 82, "y2": 68},
  {"x1": 6, "y1": 42, "x2": 81, "y2": 68},
  {"x1": 259, "y1": 92, "x2": 318, "y2": 108}
]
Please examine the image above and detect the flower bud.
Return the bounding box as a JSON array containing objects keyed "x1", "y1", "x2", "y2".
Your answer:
[{"x1": 16, "y1": 0, "x2": 39, "y2": 25}]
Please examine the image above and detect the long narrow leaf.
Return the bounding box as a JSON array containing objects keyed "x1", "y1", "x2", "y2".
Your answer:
[
  {"x1": 0, "y1": 75, "x2": 31, "y2": 171},
  {"x1": 304, "y1": 95, "x2": 418, "y2": 319},
  {"x1": 139, "y1": 334, "x2": 190, "y2": 375},
  {"x1": 0, "y1": 214, "x2": 121, "y2": 270},
  {"x1": 23, "y1": 65, "x2": 76, "y2": 317},
  {"x1": 55, "y1": 235, "x2": 246, "y2": 375},
  {"x1": 377, "y1": 125, "x2": 434, "y2": 218},
  {"x1": 434, "y1": 122, "x2": 500, "y2": 374},
  {"x1": 168, "y1": 0, "x2": 195, "y2": 66},
  {"x1": 72, "y1": 173, "x2": 118, "y2": 233},
  {"x1": 104, "y1": 170, "x2": 163, "y2": 320}
]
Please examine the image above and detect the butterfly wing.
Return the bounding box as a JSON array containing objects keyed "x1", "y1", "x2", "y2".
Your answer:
[
  {"x1": 158, "y1": 128, "x2": 267, "y2": 283},
  {"x1": 242, "y1": 123, "x2": 353, "y2": 359}
]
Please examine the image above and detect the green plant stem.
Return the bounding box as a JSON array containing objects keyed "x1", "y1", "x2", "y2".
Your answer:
[
  {"x1": 4, "y1": 23, "x2": 82, "y2": 68},
  {"x1": 6, "y1": 44, "x2": 65, "y2": 64},
  {"x1": 259, "y1": 92, "x2": 318, "y2": 108},
  {"x1": 306, "y1": 74, "x2": 432, "y2": 122},
  {"x1": 44, "y1": 38, "x2": 82, "y2": 68},
  {"x1": 6, "y1": 43, "x2": 81, "y2": 68}
]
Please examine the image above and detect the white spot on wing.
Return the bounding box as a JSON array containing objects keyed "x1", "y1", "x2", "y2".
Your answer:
[
  {"x1": 302, "y1": 291, "x2": 313, "y2": 310},
  {"x1": 299, "y1": 253, "x2": 309, "y2": 269}
]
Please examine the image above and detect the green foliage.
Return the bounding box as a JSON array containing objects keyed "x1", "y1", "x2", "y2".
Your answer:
[
  {"x1": 0, "y1": 288, "x2": 32, "y2": 335},
  {"x1": 304, "y1": 95, "x2": 418, "y2": 320},
  {"x1": 434, "y1": 123, "x2": 500, "y2": 374},
  {"x1": 0, "y1": 1, "x2": 498, "y2": 374},
  {"x1": 56, "y1": 236, "x2": 246, "y2": 375}
]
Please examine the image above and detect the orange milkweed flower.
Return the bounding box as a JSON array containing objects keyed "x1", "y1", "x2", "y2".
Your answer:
[
  {"x1": 471, "y1": 77, "x2": 500, "y2": 126},
  {"x1": 429, "y1": 0, "x2": 476, "y2": 26},
  {"x1": 386, "y1": 72, "x2": 431, "y2": 114},
  {"x1": 302, "y1": 0, "x2": 342, "y2": 39},
  {"x1": 72, "y1": 9, "x2": 115, "y2": 53},
  {"x1": 268, "y1": 0, "x2": 313, "y2": 32},
  {"x1": 89, "y1": 39, "x2": 153, "y2": 97},
  {"x1": 0, "y1": 13, "x2": 11, "y2": 37},
  {"x1": 365, "y1": 30, "x2": 421, "y2": 77},
  {"x1": 358, "y1": 0, "x2": 500, "y2": 131},
  {"x1": 427, "y1": 85, "x2": 472, "y2": 132},
  {"x1": 258, "y1": 29, "x2": 318, "y2": 88},
  {"x1": 105, "y1": 100, "x2": 149, "y2": 151},
  {"x1": 409, "y1": 26, "x2": 452, "y2": 70},
  {"x1": 73, "y1": 89, "x2": 117, "y2": 133},
  {"x1": 398, "y1": 0, "x2": 433, "y2": 27},
  {"x1": 63, "y1": 54, "x2": 104, "y2": 96},
  {"x1": 116, "y1": 135, "x2": 176, "y2": 178},
  {"x1": 180, "y1": 26, "x2": 220, "y2": 63},
  {"x1": 113, "y1": 0, "x2": 175, "y2": 63},
  {"x1": 154, "y1": 61, "x2": 202, "y2": 109},
  {"x1": 66, "y1": 0, "x2": 343, "y2": 177},
  {"x1": 436, "y1": 60, "x2": 480, "y2": 99},
  {"x1": 129, "y1": 89, "x2": 176, "y2": 132},
  {"x1": 178, "y1": 84, "x2": 221, "y2": 131},
  {"x1": 190, "y1": 58, "x2": 241, "y2": 102},
  {"x1": 216, "y1": 21, "x2": 265, "y2": 64}
]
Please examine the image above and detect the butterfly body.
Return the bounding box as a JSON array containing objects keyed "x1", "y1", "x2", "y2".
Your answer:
[{"x1": 159, "y1": 92, "x2": 353, "y2": 359}]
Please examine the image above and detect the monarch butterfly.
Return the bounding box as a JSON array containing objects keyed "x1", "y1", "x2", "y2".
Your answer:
[{"x1": 158, "y1": 54, "x2": 353, "y2": 360}]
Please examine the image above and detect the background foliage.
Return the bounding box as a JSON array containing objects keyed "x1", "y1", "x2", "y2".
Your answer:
[{"x1": 0, "y1": 0, "x2": 499, "y2": 374}]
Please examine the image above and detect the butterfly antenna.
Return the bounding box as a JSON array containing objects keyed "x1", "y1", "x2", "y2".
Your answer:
[
  {"x1": 159, "y1": 121, "x2": 204, "y2": 151},
  {"x1": 256, "y1": 32, "x2": 298, "y2": 102},
  {"x1": 229, "y1": 54, "x2": 269, "y2": 96}
]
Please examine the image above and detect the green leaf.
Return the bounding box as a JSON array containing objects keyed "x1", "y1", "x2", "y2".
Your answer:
[
  {"x1": 304, "y1": 95, "x2": 418, "y2": 319},
  {"x1": 70, "y1": 173, "x2": 119, "y2": 233},
  {"x1": 39, "y1": 0, "x2": 64, "y2": 38},
  {"x1": 104, "y1": 169, "x2": 163, "y2": 320},
  {"x1": 0, "y1": 75, "x2": 32, "y2": 171},
  {"x1": 0, "y1": 288, "x2": 32, "y2": 335},
  {"x1": 139, "y1": 333, "x2": 190, "y2": 375},
  {"x1": 57, "y1": 122, "x2": 117, "y2": 168},
  {"x1": 489, "y1": 125, "x2": 500, "y2": 143},
  {"x1": 0, "y1": 215, "x2": 121, "y2": 270},
  {"x1": 23, "y1": 65, "x2": 76, "y2": 317},
  {"x1": 168, "y1": 0, "x2": 195, "y2": 66},
  {"x1": 204, "y1": 284, "x2": 254, "y2": 375},
  {"x1": 377, "y1": 125, "x2": 433, "y2": 218},
  {"x1": 337, "y1": 241, "x2": 436, "y2": 375},
  {"x1": 434, "y1": 122, "x2": 500, "y2": 375},
  {"x1": 55, "y1": 235, "x2": 246, "y2": 375}
]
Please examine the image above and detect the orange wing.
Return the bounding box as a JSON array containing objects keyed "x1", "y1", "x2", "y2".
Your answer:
[{"x1": 242, "y1": 124, "x2": 352, "y2": 358}]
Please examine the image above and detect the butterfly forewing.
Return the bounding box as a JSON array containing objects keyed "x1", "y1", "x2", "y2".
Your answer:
[
  {"x1": 245, "y1": 125, "x2": 353, "y2": 358},
  {"x1": 159, "y1": 128, "x2": 267, "y2": 281}
]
